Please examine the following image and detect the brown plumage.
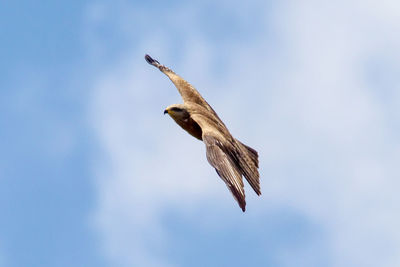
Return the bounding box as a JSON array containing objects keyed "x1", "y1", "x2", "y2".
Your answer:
[{"x1": 145, "y1": 54, "x2": 260, "y2": 212}]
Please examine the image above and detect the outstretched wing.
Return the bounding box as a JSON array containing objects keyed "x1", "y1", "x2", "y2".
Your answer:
[
  {"x1": 203, "y1": 134, "x2": 246, "y2": 211},
  {"x1": 191, "y1": 113, "x2": 246, "y2": 211},
  {"x1": 145, "y1": 54, "x2": 215, "y2": 111}
]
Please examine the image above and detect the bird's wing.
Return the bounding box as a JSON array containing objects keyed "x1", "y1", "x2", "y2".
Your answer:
[
  {"x1": 145, "y1": 55, "x2": 214, "y2": 111},
  {"x1": 204, "y1": 134, "x2": 246, "y2": 211},
  {"x1": 191, "y1": 114, "x2": 246, "y2": 211}
]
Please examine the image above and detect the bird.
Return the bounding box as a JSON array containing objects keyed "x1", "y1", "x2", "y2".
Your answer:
[{"x1": 145, "y1": 54, "x2": 260, "y2": 212}]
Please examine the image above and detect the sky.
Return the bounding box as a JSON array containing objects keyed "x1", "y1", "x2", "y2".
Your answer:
[{"x1": 1, "y1": 0, "x2": 400, "y2": 266}]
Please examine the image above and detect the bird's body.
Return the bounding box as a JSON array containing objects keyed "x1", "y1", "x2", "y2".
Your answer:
[{"x1": 145, "y1": 54, "x2": 260, "y2": 211}]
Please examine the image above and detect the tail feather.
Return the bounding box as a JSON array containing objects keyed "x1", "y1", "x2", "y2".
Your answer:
[
  {"x1": 235, "y1": 140, "x2": 261, "y2": 195},
  {"x1": 239, "y1": 141, "x2": 259, "y2": 168}
]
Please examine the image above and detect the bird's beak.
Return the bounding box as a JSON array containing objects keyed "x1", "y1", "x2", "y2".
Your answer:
[{"x1": 164, "y1": 109, "x2": 168, "y2": 115}]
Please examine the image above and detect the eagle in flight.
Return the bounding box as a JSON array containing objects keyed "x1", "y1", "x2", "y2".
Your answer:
[{"x1": 145, "y1": 54, "x2": 260, "y2": 211}]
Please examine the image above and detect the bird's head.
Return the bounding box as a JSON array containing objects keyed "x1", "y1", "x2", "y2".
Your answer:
[{"x1": 164, "y1": 104, "x2": 189, "y2": 121}]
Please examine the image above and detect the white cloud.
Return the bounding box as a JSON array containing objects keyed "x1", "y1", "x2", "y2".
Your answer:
[
  {"x1": 87, "y1": 1, "x2": 400, "y2": 266},
  {"x1": 88, "y1": 38, "x2": 225, "y2": 267}
]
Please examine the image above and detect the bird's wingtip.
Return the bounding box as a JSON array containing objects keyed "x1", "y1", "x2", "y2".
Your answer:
[
  {"x1": 145, "y1": 54, "x2": 160, "y2": 66},
  {"x1": 240, "y1": 202, "x2": 246, "y2": 212}
]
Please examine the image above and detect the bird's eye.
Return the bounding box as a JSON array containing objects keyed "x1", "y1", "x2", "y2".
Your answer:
[{"x1": 170, "y1": 107, "x2": 182, "y2": 112}]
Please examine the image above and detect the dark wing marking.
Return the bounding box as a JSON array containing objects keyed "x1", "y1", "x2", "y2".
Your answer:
[{"x1": 203, "y1": 134, "x2": 246, "y2": 212}]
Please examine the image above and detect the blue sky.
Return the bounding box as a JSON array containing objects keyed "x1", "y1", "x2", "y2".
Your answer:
[{"x1": 1, "y1": 0, "x2": 400, "y2": 267}]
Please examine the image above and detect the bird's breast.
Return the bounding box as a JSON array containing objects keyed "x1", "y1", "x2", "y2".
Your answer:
[{"x1": 172, "y1": 116, "x2": 203, "y2": 140}]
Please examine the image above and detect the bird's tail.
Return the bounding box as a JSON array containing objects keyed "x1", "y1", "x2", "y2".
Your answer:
[
  {"x1": 235, "y1": 140, "x2": 261, "y2": 195},
  {"x1": 237, "y1": 141, "x2": 259, "y2": 168}
]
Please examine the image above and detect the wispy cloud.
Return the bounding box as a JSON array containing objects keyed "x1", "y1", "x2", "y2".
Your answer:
[{"x1": 87, "y1": 0, "x2": 400, "y2": 266}]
